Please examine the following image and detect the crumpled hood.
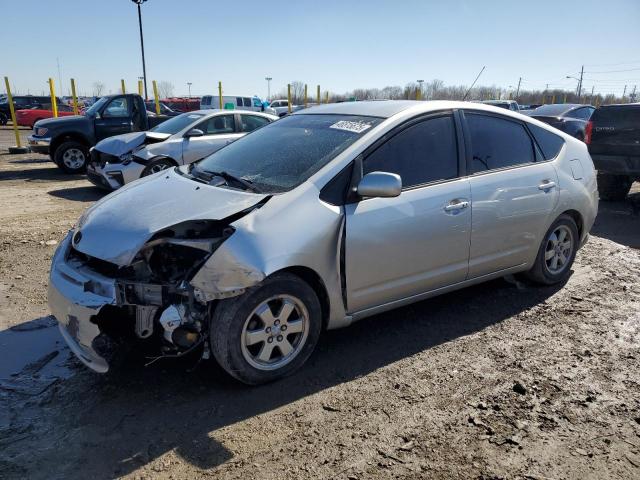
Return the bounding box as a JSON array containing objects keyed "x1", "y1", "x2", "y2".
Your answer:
[
  {"x1": 73, "y1": 167, "x2": 267, "y2": 266},
  {"x1": 94, "y1": 131, "x2": 171, "y2": 157}
]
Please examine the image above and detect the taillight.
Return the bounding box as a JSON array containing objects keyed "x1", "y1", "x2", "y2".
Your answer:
[{"x1": 584, "y1": 121, "x2": 593, "y2": 144}]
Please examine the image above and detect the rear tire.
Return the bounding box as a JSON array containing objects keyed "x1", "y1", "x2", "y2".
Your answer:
[
  {"x1": 54, "y1": 141, "x2": 89, "y2": 174},
  {"x1": 525, "y1": 214, "x2": 579, "y2": 285},
  {"x1": 597, "y1": 172, "x2": 632, "y2": 201},
  {"x1": 210, "y1": 273, "x2": 322, "y2": 385},
  {"x1": 0, "y1": 113, "x2": 7, "y2": 125},
  {"x1": 141, "y1": 157, "x2": 175, "y2": 177}
]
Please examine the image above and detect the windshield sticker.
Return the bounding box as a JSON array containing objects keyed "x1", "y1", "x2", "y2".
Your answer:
[{"x1": 329, "y1": 120, "x2": 373, "y2": 134}]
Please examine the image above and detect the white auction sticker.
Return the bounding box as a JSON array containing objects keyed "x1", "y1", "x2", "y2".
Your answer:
[{"x1": 329, "y1": 120, "x2": 373, "y2": 133}]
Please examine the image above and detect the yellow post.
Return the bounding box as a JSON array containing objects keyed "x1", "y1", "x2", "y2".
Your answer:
[
  {"x1": 3, "y1": 76, "x2": 22, "y2": 148},
  {"x1": 541, "y1": 94, "x2": 545, "y2": 104},
  {"x1": 218, "y1": 81, "x2": 223, "y2": 109},
  {"x1": 48, "y1": 78, "x2": 58, "y2": 118},
  {"x1": 325, "y1": 91, "x2": 329, "y2": 104},
  {"x1": 138, "y1": 80, "x2": 143, "y2": 96},
  {"x1": 304, "y1": 84, "x2": 308, "y2": 108},
  {"x1": 70, "y1": 78, "x2": 79, "y2": 115},
  {"x1": 551, "y1": 94, "x2": 555, "y2": 104},
  {"x1": 416, "y1": 88, "x2": 421, "y2": 101},
  {"x1": 287, "y1": 84, "x2": 292, "y2": 113},
  {"x1": 563, "y1": 93, "x2": 567, "y2": 104},
  {"x1": 152, "y1": 80, "x2": 161, "y2": 115},
  {"x1": 121, "y1": 79, "x2": 126, "y2": 94},
  {"x1": 317, "y1": 85, "x2": 320, "y2": 105}
]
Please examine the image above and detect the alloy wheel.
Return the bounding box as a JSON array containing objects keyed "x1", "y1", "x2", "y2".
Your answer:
[
  {"x1": 62, "y1": 148, "x2": 86, "y2": 170},
  {"x1": 544, "y1": 225, "x2": 574, "y2": 275},
  {"x1": 240, "y1": 294, "x2": 309, "y2": 371}
]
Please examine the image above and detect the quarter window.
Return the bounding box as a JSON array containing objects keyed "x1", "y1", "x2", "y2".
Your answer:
[
  {"x1": 364, "y1": 115, "x2": 458, "y2": 188},
  {"x1": 466, "y1": 113, "x2": 534, "y2": 173}
]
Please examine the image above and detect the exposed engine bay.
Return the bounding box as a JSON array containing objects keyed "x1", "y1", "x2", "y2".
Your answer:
[{"x1": 68, "y1": 219, "x2": 237, "y2": 366}]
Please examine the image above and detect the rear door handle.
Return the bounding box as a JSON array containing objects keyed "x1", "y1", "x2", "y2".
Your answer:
[
  {"x1": 444, "y1": 200, "x2": 469, "y2": 212},
  {"x1": 538, "y1": 181, "x2": 556, "y2": 190}
]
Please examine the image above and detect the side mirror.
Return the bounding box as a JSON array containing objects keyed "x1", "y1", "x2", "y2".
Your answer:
[
  {"x1": 185, "y1": 128, "x2": 204, "y2": 138},
  {"x1": 357, "y1": 171, "x2": 402, "y2": 198}
]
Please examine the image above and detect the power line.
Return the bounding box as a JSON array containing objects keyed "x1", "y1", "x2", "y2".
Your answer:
[{"x1": 584, "y1": 67, "x2": 640, "y2": 74}]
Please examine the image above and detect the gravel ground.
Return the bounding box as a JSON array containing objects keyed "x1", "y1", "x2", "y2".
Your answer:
[{"x1": 0, "y1": 125, "x2": 639, "y2": 480}]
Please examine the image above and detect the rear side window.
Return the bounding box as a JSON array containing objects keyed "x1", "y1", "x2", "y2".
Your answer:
[
  {"x1": 240, "y1": 114, "x2": 270, "y2": 132},
  {"x1": 243, "y1": 97, "x2": 252, "y2": 107},
  {"x1": 527, "y1": 124, "x2": 565, "y2": 160},
  {"x1": 236, "y1": 97, "x2": 243, "y2": 106},
  {"x1": 199, "y1": 115, "x2": 235, "y2": 134},
  {"x1": 466, "y1": 113, "x2": 534, "y2": 173},
  {"x1": 364, "y1": 115, "x2": 458, "y2": 188},
  {"x1": 202, "y1": 96, "x2": 211, "y2": 106}
]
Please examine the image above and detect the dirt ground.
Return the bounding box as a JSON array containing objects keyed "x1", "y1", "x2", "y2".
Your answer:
[{"x1": 0, "y1": 125, "x2": 639, "y2": 480}]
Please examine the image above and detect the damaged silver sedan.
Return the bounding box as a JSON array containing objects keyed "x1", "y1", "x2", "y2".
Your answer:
[{"x1": 49, "y1": 100, "x2": 598, "y2": 384}]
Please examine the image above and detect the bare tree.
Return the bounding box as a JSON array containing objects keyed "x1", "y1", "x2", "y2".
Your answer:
[
  {"x1": 158, "y1": 81, "x2": 175, "y2": 99},
  {"x1": 92, "y1": 81, "x2": 105, "y2": 96}
]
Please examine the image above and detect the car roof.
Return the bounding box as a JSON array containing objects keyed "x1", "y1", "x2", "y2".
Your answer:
[{"x1": 295, "y1": 100, "x2": 530, "y2": 119}]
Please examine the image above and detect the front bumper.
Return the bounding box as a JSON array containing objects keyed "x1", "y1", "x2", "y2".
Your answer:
[
  {"x1": 86, "y1": 161, "x2": 145, "y2": 191},
  {"x1": 27, "y1": 135, "x2": 51, "y2": 155},
  {"x1": 48, "y1": 233, "x2": 116, "y2": 372}
]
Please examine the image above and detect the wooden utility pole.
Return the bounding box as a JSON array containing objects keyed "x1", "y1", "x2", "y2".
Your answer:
[
  {"x1": 515, "y1": 77, "x2": 522, "y2": 101},
  {"x1": 577, "y1": 65, "x2": 584, "y2": 98}
]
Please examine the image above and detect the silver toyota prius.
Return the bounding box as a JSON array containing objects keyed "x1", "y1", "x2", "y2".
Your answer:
[
  {"x1": 86, "y1": 110, "x2": 278, "y2": 190},
  {"x1": 48, "y1": 100, "x2": 598, "y2": 384}
]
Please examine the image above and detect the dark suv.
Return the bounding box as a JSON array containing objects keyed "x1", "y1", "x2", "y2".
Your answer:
[
  {"x1": 587, "y1": 104, "x2": 640, "y2": 200},
  {"x1": 0, "y1": 95, "x2": 59, "y2": 125}
]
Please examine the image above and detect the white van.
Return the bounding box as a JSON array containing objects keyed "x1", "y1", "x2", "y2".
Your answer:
[{"x1": 201, "y1": 95, "x2": 263, "y2": 111}]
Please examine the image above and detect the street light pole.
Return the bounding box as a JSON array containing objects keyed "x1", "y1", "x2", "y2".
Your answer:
[
  {"x1": 187, "y1": 82, "x2": 192, "y2": 98},
  {"x1": 265, "y1": 77, "x2": 272, "y2": 100},
  {"x1": 132, "y1": 0, "x2": 148, "y2": 100},
  {"x1": 417, "y1": 79, "x2": 424, "y2": 100}
]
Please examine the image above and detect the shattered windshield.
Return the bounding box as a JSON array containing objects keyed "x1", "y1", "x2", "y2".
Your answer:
[
  {"x1": 194, "y1": 114, "x2": 382, "y2": 193},
  {"x1": 150, "y1": 112, "x2": 205, "y2": 134}
]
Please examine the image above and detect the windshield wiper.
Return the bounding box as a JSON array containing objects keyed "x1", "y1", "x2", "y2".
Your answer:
[{"x1": 197, "y1": 168, "x2": 262, "y2": 193}]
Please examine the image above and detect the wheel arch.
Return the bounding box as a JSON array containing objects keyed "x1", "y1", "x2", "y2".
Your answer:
[
  {"x1": 149, "y1": 155, "x2": 179, "y2": 166},
  {"x1": 50, "y1": 133, "x2": 90, "y2": 157},
  {"x1": 271, "y1": 266, "x2": 331, "y2": 330},
  {"x1": 560, "y1": 209, "x2": 584, "y2": 239}
]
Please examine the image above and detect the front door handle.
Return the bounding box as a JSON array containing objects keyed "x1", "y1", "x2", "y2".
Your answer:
[
  {"x1": 538, "y1": 180, "x2": 556, "y2": 190},
  {"x1": 444, "y1": 199, "x2": 469, "y2": 212}
]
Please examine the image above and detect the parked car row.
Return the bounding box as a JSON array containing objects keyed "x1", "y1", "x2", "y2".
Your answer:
[
  {"x1": 47, "y1": 99, "x2": 598, "y2": 385},
  {"x1": 28, "y1": 94, "x2": 172, "y2": 173},
  {"x1": 87, "y1": 109, "x2": 277, "y2": 190}
]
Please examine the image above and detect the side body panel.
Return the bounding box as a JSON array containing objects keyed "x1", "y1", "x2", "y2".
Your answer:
[
  {"x1": 344, "y1": 179, "x2": 471, "y2": 312},
  {"x1": 467, "y1": 163, "x2": 559, "y2": 277}
]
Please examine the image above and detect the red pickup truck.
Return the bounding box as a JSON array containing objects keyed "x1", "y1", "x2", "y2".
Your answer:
[{"x1": 15, "y1": 105, "x2": 78, "y2": 128}]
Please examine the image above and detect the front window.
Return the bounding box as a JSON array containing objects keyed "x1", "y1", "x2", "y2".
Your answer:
[
  {"x1": 150, "y1": 112, "x2": 205, "y2": 134},
  {"x1": 194, "y1": 114, "x2": 383, "y2": 193},
  {"x1": 85, "y1": 97, "x2": 110, "y2": 116},
  {"x1": 102, "y1": 97, "x2": 129, "y2": 118}
]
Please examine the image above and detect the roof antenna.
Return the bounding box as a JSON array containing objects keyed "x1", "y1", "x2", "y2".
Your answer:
[{"x1": 463, "y1": 66, "x2": 486, "y2": 101}]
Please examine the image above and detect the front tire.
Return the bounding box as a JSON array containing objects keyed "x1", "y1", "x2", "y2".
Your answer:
[
  {"x1": 525, "y1": 214, "x2": 579, "y2": 285},
  {"x1": 210, "y1": 273, "x2": 322, "y2": 385},
  {"x1": 597, "y1": 172, "x2": 632, "y2": 201},
  {"x1": 141, "y1": 157, "x2": 175, "y2": 177},
  {"x1": 54, "y1": 141, "x2": 89, "y2": 174}
]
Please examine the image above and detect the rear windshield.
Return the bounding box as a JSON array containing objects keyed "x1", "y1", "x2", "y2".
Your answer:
[
  {"x1": 530, "y1": 104, "x2": 573, "y2": 116},
  {"x1": 150, "y1": 112, "x2": 204, "y2": 134},
  {"x1": 195, "y1": 114, "x2": 383, "y2": 193},
  {"x1": 591, "y1": 105, "x2": 640, "y2": 125}
]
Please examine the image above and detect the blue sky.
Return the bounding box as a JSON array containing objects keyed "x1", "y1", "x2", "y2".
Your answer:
[{"x1": 2, "y1": 0, "x2": 639, "y2": 98}]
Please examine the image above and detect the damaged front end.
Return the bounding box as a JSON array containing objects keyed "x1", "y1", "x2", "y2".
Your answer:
[{"x1": 49, "y1": 203, "x2": 264, "y2": 372}]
